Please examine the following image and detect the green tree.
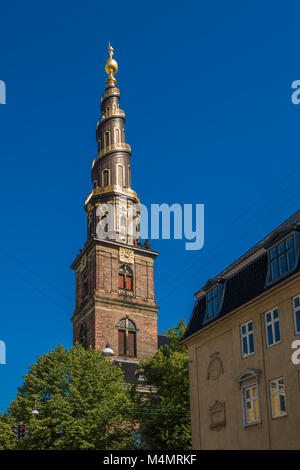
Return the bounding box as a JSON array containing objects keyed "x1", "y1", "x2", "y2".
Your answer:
[
  {"x1": 136, "y1": 319, "x2": 191, "y2": 450},
  {"x1": 0, "y1": 344, "x2": 135, "y2": 450}
]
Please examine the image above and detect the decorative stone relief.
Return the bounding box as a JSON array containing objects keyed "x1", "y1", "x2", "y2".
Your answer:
[
  {"x1": 207, "y1": 352, "x2": 224, "y2": 380},
  {"x1": 209, "y1": 400, "x2": 226, "y2": 429}
]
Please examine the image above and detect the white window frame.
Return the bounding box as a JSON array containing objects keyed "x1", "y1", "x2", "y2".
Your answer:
[
  {"x1": 265, "y1": 308, "x2": 281, "y2": 347},
  {"x1": 240, "y1": 320, "x2": 255, "y2": 358},
  {"x1": 242, "y1": 383, "x2": 261, "y2": 426},
  {"x1": 270, "y1": 377, "x2": 287, "y2": 419},
  {"x1": 293, "y1": 294, "x2": 300, "y2": 335}
]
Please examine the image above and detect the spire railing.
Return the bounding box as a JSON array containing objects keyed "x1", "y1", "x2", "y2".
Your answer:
[
  {"x1": 101, "y1": 108, "x2": 125, "y2": 121},
  {"x1": 98, "y1": 143, "x2": 131, "y2": 158}
]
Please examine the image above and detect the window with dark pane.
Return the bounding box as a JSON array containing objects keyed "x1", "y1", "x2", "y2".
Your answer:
[
  {"x1": 118, "y1": 265, "x2": 133, "y2": 291},
  {"x1": 117, "y1": 318, "x2": 137, "y2": 357},
  {"x1": 269, "y1": 235, "x2": 296, "y2": 282},
  {"x1": 265, "y1": 308, "x2": 281, "y2": 347}
]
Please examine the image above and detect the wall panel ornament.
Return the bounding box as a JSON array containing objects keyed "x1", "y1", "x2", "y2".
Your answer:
[
  {"x1": 207, "y1": 352, "x2": 224, "y2": 380},
  {"x1": 209, "y1": 400, "x2": 226, "y2": 429}
]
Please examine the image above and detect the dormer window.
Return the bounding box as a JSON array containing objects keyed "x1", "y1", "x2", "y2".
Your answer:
[
  {"x1": 268, "y1": 234, "x2": 298, "y2": 283},
  {"x1": 204, "y1": 280, "x2": 226, "y2": 322},
  {"x1": 207, "y1": 287, "x2": 219, "y2": 318}
]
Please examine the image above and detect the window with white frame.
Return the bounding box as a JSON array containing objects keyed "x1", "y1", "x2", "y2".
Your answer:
[
  {"x1": 204, "y1": 282, "x2": 226, "y2": 322},
  {"x1": 293, "y1": 295, "x2": 300, "y2": 335},
  {"x1": 242, "y1": 384, "x2": 260, "y2": 425},
  {"x1": 270, "y1": 378, "x2": 287, "y2": 418},
  {"x1": 241, "y1": 321, "x2": 254, "y2": 357},
  {"x1": 269, "y1": 235, "x2": 296, "y2": 282},
  {"x1": 265, "y1": 308, "x2": 280, "y2": 347}
]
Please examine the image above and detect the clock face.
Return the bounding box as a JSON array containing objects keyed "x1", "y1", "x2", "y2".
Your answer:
[{"x1": 119, "y1": 248, "x2": 134, "y2": 264}]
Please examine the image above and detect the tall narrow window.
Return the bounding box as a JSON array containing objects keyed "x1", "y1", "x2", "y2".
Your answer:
[
  {"x1": 265, "y1": 308, "x2": 280, "y2": 347},
  {"x1": 270, "y1": 378, "x2": 287, "y2": 418},
  {"x1": 117, "y1": 318, "x2": 136, "y2": 357},
  {"x1": 118, "y1": 165, "x2": 124, "y2": 187},
  {"x1": 115, "y1": 127, "x2": 120, "y2": 144},
  {"x1": 118, "y1": 329, "x2": 125, "y2": 355},
  {"x1": 241, "y1": 321, "x2": 254, "y2": 357},
  {"x1": 82, "y1": 271, "x2": 88, "y2": 299},
  {"x1": 207, "y1": 287, "x2": 219, "y2": 318},
  {"x1": 243, "y1": 385, "x2": 260, "y2": 425},
  {"x1": 293, "y1": 295, "x2": 300, "y2": 334},
  {"x1": 128, "y1": 165, "x2": 131, "y2": 187},
  {"x1": 118, "y1": 265, "x2": 133, "y2": 291},
  {"x1": 102, "y1": 169, "x2": 110, "y2": 186},
  {"x1": 104, "y1": 131, "x2": 110, "y2": 148},
  {"x1": 78, "y1": 322, "x2": 89, "y2": 349}
]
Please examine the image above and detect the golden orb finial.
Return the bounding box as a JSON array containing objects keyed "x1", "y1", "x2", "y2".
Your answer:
[{"x1": 105, "y1": 42, "x2": 118, "y2": 77}]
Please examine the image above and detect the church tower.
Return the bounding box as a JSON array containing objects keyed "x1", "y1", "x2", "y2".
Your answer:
[{"x1": 71, "y1": 45, "x2": 159, "y2": 370}]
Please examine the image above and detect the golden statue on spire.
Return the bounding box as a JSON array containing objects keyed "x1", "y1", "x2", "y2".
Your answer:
[{"x1": 105, "y1": 42, "x2": 118, "y2": 77}]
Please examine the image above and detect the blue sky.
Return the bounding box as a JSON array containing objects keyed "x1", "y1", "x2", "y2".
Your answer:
[{"x1": 1, "y1": 0, "x2": 300, "y2": 412}]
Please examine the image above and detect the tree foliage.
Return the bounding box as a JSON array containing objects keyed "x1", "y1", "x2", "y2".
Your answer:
[
  {"x1": 0, "y1": 344, "x2": 135, "y2": 450},
  {"x1": 136, "y1": 319, "x2": 191, "y2": 449}
]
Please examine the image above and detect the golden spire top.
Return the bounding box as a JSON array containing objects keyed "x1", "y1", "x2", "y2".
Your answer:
[
  {"x1": 105, "y1": 42, "x2": 118, "y2": 77},
  {"x1": 108, "y1": 41, "x2": 114, "y2": 58}
]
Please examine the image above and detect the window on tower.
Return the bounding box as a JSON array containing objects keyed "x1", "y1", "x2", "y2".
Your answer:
[
  {"x1": 83, "y1": 274, "x2": 89, "y2": 298},
  {"x1": 117, "y1": 318, "x2": 136, "y2": 357},
  {"x1": 118, "y1": 265, "x2": 133, "y2": 290},
  {"x1": 104, "y1": 131, "x2": 110, "y2": 148},
  {"x1": 78, "y1": 322, "x2": 89, "y2": 349},
  {"x1": 115, "y1": 127, "x2": 120, "y2": 144},
  {"x1": 118, "y1": 164, "x2": 124, "y2": 187},
  {"x1": 102, "y1": 169, "x2": 110, "y2": 186}
]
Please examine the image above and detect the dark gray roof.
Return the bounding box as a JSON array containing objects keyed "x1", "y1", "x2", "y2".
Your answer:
[
  {"x1": 183, "y1": 210, "x2": 300, "y2": 342},
  {"x1": 195, "y1": 210, "x2": 300, "y2": 295}
]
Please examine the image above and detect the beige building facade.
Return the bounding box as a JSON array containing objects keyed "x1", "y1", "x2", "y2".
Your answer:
[{"x1": 182, "y1": 211, "x2": 300, "y2": 449}]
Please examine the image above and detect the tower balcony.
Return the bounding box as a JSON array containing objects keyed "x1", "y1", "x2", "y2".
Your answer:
[
  {"x1": 98, "y1": 142, "x2": 131, "y2": 158},
  {"x1": 101, "y1": 108, "x2": 125, "y2": 121},
  {"x1": 101, "y1": 87, "x2": 120, "y2": 102}
]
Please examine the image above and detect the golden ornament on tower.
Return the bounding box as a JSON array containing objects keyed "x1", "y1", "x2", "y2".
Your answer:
[{"x1": 105, "y1": 42, "x2": 118, "y2": 76}]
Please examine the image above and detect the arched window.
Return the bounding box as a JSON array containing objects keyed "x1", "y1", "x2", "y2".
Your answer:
[
  {"x1": 117, "y1": 317, "x2": 136, "y2": 356},
  {"x1": 118, "y1": 265, "x2": 133, "y2": 290},
  {"x1": 104, "y1": 131, "x2": 110, "y2": 148},
  {"x1": 128, "y1": 165, "x2": 131, "y2": 187},
  {"x1": 102, "y1": 169, "x2": 110, "y2": 186},
  {"x1": 115, "y1": 127, "x2": 120, "y2": 144},
  {"x1": 120, "y1": 215, "x2": 127, "y2": 235},
  {"x1": 117, "y1": 164, "x2": 124, "y2": 187},
  {"x1": 78, "y1": 322, "x2": 89, "y2": 349}
]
